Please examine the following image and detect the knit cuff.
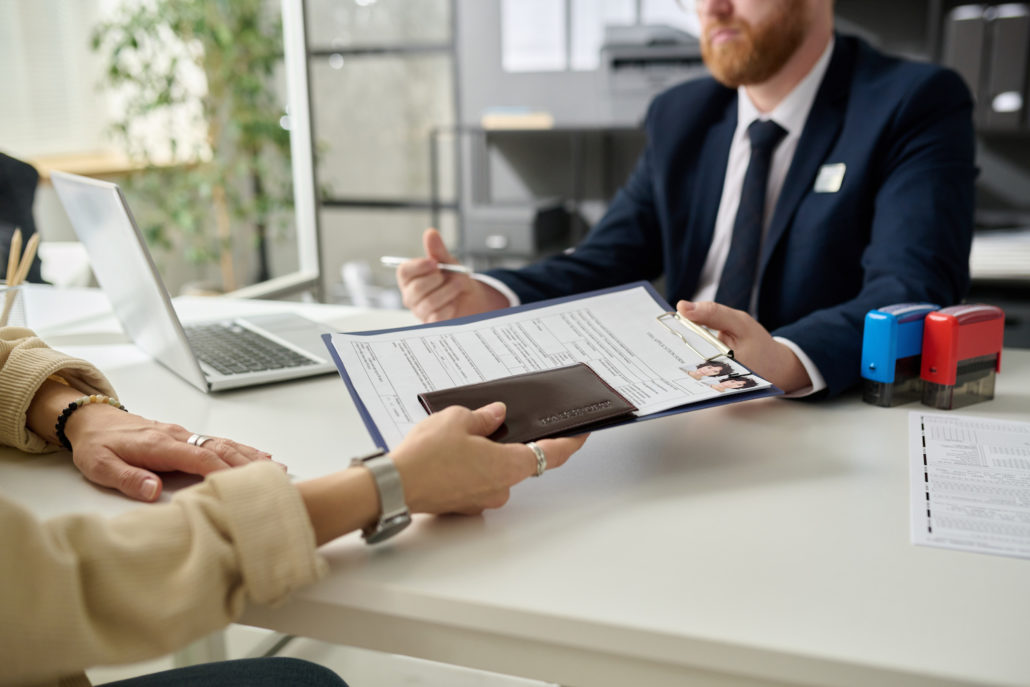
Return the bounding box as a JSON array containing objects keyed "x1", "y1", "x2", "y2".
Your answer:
[
  {"x1": 0, "y1": 329, "x2": 115, "y2": 452},
  {"x1": 202, "y1": 462, "x2": 327, "y2": 606}
]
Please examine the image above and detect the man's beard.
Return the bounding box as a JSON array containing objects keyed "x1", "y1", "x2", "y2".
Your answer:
[{"x1": 700, "y1": 0, "x2": 808, "y2": 87}]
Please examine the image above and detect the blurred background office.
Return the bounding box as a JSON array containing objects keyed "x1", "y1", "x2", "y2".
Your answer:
[{"x1": 1, "y1": 0, "x2": 1028, "y2": 324}]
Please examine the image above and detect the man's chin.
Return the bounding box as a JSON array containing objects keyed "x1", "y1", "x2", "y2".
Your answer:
[
  {"x1": 704, "y1": 59, "x2": 754, "y2": 88},
  {"x1": 702, "y1": 42, "x2": 754, "y2": 87}
]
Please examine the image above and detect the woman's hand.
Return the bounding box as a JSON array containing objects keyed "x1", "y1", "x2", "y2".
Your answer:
[
  {"x1": 28, "y1": 380, "x2": 276, "y2": 502},
  {"x1": 391, "y1": 402, "x2": 588, "y2": 515},
  {"x1": 65, "y1": 406, "x2": 277, "y2": 502}
]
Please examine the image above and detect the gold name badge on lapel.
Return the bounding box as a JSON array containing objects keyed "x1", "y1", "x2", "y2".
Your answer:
[{"x1": 814, "y1": 163, "x2": 846, "y2": 193}]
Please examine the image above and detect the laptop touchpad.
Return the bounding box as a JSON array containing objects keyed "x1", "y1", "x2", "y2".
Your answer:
[{"x1": 244, "y1": 313, "x2": 333, "y2": 359}]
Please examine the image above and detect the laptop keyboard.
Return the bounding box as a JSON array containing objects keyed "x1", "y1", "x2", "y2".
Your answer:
[{"x1": 185, "y1": 322, "x2": 317, "y2": 376}]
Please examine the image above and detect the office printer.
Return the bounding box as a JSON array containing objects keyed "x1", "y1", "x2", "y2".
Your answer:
[{"x1": 599, "y1": 25, "x2": 707, "y2": 125}]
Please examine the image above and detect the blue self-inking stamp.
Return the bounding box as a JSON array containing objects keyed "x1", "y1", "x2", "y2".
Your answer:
[{"x1": 861, "y1": 303, "x2": 939, "y2": 407}]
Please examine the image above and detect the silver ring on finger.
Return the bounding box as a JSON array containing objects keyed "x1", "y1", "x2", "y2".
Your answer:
[
  {"x1": 526, "y1": 441, "x2": 547, "y2": 477},
  {"x1": 187, "y1": 433, "x2": 214, "y2": 448}
]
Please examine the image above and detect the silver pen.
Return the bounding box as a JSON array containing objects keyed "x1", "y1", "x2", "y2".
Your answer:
[{"x1": 379, "y1": 256, "x2": 472, "y2": 274}]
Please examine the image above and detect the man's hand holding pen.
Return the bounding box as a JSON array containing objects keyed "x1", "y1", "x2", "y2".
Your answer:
[{"x1": 393, "y1": 228, "x2": 509, "y2": 323}]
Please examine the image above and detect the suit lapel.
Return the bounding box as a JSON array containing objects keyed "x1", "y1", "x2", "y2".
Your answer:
[
  {"x1": 758, "y1": 37, "x2": 855, "y2": 287},
  {"x1": 685, "y1": 99, "x2": 737, "y2": 285}
]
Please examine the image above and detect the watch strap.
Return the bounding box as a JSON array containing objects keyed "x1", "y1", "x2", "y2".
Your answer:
[{"x1": 350, "y1": 449, "x2": 411, "y2": 544}]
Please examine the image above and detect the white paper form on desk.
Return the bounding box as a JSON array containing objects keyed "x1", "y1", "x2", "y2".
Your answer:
[
  {"x1": 909, "y1": 412, "x2": 1030, "y2": 559},
  {"x1": 328, "y1": 284, "x2": 773, "y2": 449}
]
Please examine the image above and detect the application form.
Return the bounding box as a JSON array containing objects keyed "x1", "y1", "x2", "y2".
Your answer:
[
  {"x1": 909, "y1": 412, "x2": 1030, "y2": 559},
  {"x1": 328, "y1": 284, "x2": 771, "y2": 448}
]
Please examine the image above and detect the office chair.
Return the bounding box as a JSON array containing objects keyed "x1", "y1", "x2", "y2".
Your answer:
[{"x1": 1, "y1": 152, "x2": 45, "y2": 283}]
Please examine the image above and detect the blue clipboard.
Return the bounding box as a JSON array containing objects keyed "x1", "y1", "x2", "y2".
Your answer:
[{"x1": 323, "y1": 281, "x2": 783, "y2": 450}]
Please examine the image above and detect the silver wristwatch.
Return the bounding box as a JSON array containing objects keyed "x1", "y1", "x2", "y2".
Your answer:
[{"x1": 350, "y1": 449, "x2": 411, "y2": 544}]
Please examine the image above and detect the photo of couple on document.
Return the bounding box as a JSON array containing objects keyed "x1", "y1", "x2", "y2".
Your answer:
[{"x1": 683, "y1": 360, "x2": 760, "y2": 392}]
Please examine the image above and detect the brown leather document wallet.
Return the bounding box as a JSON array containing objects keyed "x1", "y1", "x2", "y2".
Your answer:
[{"x1": 417, "y1": 362, "x2": 637, "y2": 443}]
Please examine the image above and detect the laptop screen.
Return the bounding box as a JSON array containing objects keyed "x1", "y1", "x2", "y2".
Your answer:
[{"x1": 51, "y1": 171, "x2": 208, "y2": 390}]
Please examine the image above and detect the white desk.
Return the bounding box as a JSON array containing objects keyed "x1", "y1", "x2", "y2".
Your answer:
[{"x1": 4, "y1": 285, "x2": 1029, "y2": 687}]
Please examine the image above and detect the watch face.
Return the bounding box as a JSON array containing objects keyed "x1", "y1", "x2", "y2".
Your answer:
[{"x1": 365, "y1": 512, "x2": 412, "y2": 544}]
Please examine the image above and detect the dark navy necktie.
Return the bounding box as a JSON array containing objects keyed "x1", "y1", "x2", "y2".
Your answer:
[{"x1": 714, "y1": 119, "x2": 788, "y2": 312}]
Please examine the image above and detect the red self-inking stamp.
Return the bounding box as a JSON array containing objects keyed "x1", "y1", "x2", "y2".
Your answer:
[{"x1": 920, "y1": 304, "x2": 1005, "y2": 410}]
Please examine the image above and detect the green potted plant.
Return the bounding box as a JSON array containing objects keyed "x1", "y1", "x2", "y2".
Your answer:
[{"x1": 92, "y1": 0, "x2": 292, "y2": 292}]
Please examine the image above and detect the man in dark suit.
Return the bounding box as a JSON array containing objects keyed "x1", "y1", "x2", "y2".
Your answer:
[{"x1": 396, "y1": 0, "x2": 975, "y2": 398}]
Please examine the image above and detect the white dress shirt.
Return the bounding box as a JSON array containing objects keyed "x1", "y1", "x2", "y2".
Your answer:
[{"x1": 477, "y1": 38, "x2": 836, "y2": 396}]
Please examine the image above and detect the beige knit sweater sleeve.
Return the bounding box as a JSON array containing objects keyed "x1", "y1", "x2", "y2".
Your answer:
[
  {"x1": 0, "y1": 328, "x2": 328, "y2": 685},
  {"x1": 0, "y1": 326, "x2": 116, "y2": 453}
]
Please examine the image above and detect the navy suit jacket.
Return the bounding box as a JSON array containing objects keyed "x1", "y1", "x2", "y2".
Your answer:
[{"x1": 485, "y1": 35, "x2": 976, "y2": 397}]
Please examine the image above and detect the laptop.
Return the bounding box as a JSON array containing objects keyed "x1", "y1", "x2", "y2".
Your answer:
[{"x1": 51, "y1": 170, "x2": 336, "y2": 392}]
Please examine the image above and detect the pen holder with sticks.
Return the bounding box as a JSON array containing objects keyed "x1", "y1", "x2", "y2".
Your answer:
[
  {"x1": 0, "y1": 282, "x2": 26, "y2": 328},
  {"x1": 2, "y1": 227, "x2": 40, "y2": 328}
]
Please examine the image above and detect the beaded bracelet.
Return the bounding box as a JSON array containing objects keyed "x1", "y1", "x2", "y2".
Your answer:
[{"x1": 54, "y1": 395, "x2": 128, "y2": 450}]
